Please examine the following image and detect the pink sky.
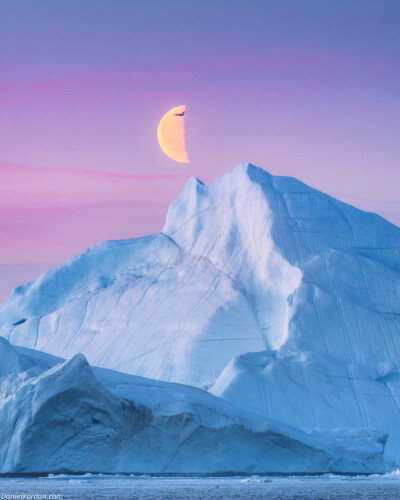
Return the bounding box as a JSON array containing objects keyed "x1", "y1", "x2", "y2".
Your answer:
[
  {"x1": 0, "y1": 163, "x2": 184, "y2": 261},
  {"x1": 0, "y1": 1, "x2": 399, "y2": 300}
]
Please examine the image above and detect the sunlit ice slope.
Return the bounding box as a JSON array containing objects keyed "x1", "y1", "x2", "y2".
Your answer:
[{"x1": 1, "y1": 163, "x2": 399, "y2": 384}]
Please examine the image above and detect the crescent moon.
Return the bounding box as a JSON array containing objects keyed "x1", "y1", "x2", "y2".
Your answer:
[{"x1": 157, "y1": 105, "x2": 189, "y2": 163}]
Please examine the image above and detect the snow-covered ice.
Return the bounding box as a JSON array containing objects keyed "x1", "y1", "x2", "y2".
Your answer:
[{"x1": 0, "y1": 163, "x2": 399, "y2": 472}]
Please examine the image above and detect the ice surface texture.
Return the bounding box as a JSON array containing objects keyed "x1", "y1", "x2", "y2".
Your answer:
[
  {"x1": 0, "y1": 163, "x2": 399, "y2": 471},
  {"x1": 0, "y1": 339, "x2": 387, "y2": 474}
]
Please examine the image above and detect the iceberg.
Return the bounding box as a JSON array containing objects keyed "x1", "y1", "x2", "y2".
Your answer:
[
  {"x1": 0, "y1": 338, "x2": 387, "y2": 474},
  {"x1": 0, "y1": 163, "x2": 399, "y2": 471}
]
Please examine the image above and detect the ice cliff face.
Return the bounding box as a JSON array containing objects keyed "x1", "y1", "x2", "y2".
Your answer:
[
  {"x1": 0, "y1": 163, "x2": 399, "y2": 468},
  {"x1": 163, "y1": 164, "x2": 399, "y2": 365}
]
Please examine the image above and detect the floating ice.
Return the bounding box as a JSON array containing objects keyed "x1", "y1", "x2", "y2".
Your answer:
[{"x1": 0, "y1": 163, "x2": 399, "y2": 471}]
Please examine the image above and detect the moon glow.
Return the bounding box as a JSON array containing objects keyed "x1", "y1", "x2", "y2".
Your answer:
[{"x1": 157, "y1": 105, "x2": 189, "y2": 163}]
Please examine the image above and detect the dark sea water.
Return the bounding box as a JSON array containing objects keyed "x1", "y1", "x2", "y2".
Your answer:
[{"x1": 1, "y1": 473, "x2": 400, "y2": 500}]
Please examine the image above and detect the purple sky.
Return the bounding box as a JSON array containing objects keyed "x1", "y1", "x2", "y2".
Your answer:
[{"x1": 0, "y1": 1, "x2": 399, "y2": 300}]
